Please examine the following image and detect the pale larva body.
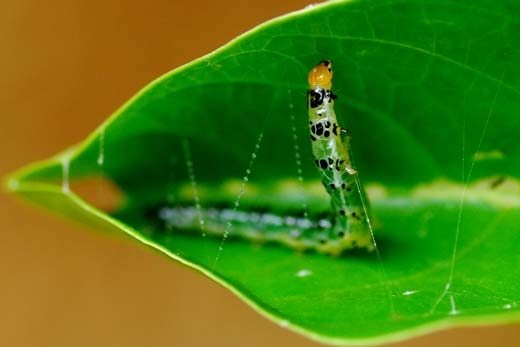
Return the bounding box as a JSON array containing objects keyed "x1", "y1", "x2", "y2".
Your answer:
[{"x1": 307, "y1": 60, "x2": 374, "y2": 253}]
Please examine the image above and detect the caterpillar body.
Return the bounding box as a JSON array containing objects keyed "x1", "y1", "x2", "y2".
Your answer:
[
  {"x1": 150, "y1": 61, "x2": 374, "y2": 255},
  {"x1": 307, "y1": 60, "x2": 374, "y2": 253},
  {"x1": 154, "y1": 205, "x2": 338, "y2": 251}
]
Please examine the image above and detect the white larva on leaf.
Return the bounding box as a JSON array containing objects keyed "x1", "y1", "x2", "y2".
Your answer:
[{"x1": 307, "y1": 60, "x2": 374, "y2": 253}]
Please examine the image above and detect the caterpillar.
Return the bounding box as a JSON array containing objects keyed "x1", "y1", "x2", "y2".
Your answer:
[
  {"x1": 307, "y1": 60, "x2": 374, "y2": 252},
  {"x1": 152, "y1": 205, "x2": 336, "y2": 251},
  {"x1": 147, "y1": 61, "x2": 374, "y2": 255}
]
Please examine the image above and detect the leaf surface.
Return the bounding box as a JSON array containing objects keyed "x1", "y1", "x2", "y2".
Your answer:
[{"x1": 7, "y1": 0, "x2": 520, "y2": 345}]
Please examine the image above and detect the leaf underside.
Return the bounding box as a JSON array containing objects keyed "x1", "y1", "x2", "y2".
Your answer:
[{"x1": 6, "y1": 0, "x2": 520, "y2": 345}]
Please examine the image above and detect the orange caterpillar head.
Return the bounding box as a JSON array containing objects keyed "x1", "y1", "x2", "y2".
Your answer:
[{"x1": 308, "y1": 60, "x2": 333, "y2": 90}]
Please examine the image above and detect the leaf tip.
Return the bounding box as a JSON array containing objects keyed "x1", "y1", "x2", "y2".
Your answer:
[{"x1": 3, "y1": 173, "x2": 20, "y2": 193}]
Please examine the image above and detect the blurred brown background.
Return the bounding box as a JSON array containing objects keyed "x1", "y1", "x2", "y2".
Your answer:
[{"x1": 1, "y1": 1, "x2": 518, "y2": 346}]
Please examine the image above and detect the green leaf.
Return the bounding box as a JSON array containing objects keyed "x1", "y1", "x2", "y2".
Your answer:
[{"x1": 5, "y1": 0, "x2": 520, "y2": 345}]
